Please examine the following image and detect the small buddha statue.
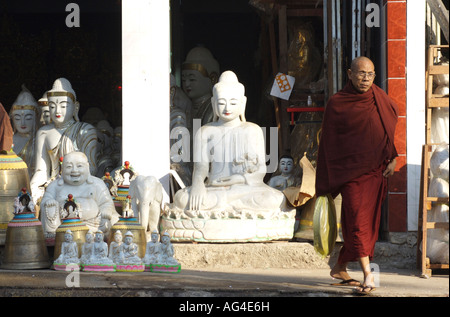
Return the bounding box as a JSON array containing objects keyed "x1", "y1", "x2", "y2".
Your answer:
[
  {"x1": 181, "y1": 47, "x2": 219, "y2": 127},
  {"x1": 120, "y1": 231, "x2": 142, "y2": 265},
  {"x1": 92, "y1": 230, "x2": 114, "y2": 265},
  {"x1": 80, "y1": 230, "x2": 95, "y2": 265},
  {"x1": 143, "y1": 230, "x2": 161, "y2": 265},
  {"x1": 156, "y1": 231, "x2": 179, "y2": 266},
  {"x1": 30, "y1": 78, "x2": 98, "y2": 201},
  {"x1": 9, "y1": 85, "x2": 39, "y2": 176},
  {"x1": 171, "y1": 71, "x2": 288, "y2": 219},
  {"x1": 40, "y1": 151, "x2": 120, "y2": 239},
  {"x1": 268, "y1": 155, "x2": 301, "y2": 191},
  {"x1": 13, "y1": 188, "x2": 36, "y2": 214},
  {"x1": 38, "y1": 91, "x2": 51, "y2": 127},
  {"x1": 108, "y1": 230, "x2": 123, "y2": 263},
  {"x1": 54, "y1": 229, "x2": 80, "y2": 265}
]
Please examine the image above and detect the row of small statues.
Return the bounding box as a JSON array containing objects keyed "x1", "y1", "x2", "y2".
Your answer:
[{"x1": 54, "y1": 229, "x2": 179, "y2": 271}]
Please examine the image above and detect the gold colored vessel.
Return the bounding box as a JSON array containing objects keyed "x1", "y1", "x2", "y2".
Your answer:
[
  {"x1": 54, "y1": 218, "x2": 89, "y2": 259},
  {"x1": 108, "y1": 217, "x2": 146, "y2": 258},
  {"x1": 0, "y1": 154, "x2": 30, "y2": 245},
  {"x1": 1, "y1": 212, "x2": 50, "y2": 269}
]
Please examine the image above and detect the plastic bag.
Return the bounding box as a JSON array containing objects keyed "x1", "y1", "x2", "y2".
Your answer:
[{"x1": 313, "y1": 194, "x2": 337, "y2": 258}]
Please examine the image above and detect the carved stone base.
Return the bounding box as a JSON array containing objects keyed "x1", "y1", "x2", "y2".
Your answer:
[
  {"x1": 146, "y1": 263, "x2": 181, "y2": 273},
  {"x1": 115, "y1": 263, "x2": 145, "y2": 272},
  {"x1": 160, "y1": 213, "x2": 296, "y2": 243}
]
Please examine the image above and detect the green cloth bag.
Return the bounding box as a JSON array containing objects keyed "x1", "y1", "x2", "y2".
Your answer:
[{"x1": 313, "y1": 194, "x2": 338, "y2": 258}]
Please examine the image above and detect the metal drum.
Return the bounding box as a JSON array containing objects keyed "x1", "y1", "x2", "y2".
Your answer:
[
  {"x1": 0, "y1": 154, "x2": 30, "y2": 245},
  {"x1": 1, "y1": 212, "x2": 50, "y2": 269},
  {"x1": 54, "y1": 218, "x2": 89, "y2": 260},
  {"x1": 108, "y1": 217, "x2": 146, "y2": 258}
]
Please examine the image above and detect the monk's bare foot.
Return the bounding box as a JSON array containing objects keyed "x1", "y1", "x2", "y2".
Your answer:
[
  {"x1": 354, "y1": 273, "x2": 376, "y2": 295},
  {"x1": 330, "y1": 263, "x2": 361, "y2": 286},
  {"x1": 330, "y1": 263, "x2": 352, "y2": 280}
]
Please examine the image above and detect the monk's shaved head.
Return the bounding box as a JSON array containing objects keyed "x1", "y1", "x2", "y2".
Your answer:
[{"x1": 350, "y1": 56, "x2": 374, "y2": 72}]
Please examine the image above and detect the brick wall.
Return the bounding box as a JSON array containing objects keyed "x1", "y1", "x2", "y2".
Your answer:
[{"x1": 385, "y1": 0, "x2": 407, "y2": 232}]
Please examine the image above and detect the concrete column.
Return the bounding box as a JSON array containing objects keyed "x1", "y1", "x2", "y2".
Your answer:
[
  {"x1": 121, "y1": 0, "x2": 171, "y2": 196},
  {"x1": 406, "y1": 0, "x2": 426, "y2": 231}
]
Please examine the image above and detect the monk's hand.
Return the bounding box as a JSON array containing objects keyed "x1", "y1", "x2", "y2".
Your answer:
[
  {"x1": 189, "y1": 183, "x2": 207, "y2": 211},
  {"x1": 383, "y1": 158, "x2": 397, "y2": 178}
]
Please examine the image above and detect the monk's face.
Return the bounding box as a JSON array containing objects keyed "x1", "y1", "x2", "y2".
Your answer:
[{"x1": 347, "y1": 59, "x2": 376, "y2": 93}]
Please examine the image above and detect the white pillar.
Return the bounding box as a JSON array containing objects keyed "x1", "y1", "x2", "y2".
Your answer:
[
  {"x1": 122, "y1": 0, "x2": 171, "y2": 196},
  {"x1": 406, "y1": 0, "x2": 426, "y2": 231}
]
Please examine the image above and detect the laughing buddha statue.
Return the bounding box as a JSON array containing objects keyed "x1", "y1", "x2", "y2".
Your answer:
[{"x1": 40, "y1": 151, "x2": 119, "y2": 240}]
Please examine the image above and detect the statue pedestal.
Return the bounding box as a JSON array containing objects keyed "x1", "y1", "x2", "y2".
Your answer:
[
  {"x1": 115, "y1": 264, "x2": 145, "y2": 272},
  {"x1": 160, "y1": 211, "x2": 296, "y2": 243},
  {"x1": 148, "y1": 263, "x2": 181, "y2": 273},
  {"x1": 82, "y1": 263, "x2": 116, "y2": 272}
]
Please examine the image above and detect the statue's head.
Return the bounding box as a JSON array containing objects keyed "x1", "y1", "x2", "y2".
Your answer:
[
  {"x1": 124, "y1": 231, "x2": 133, "y2": 244},
  {"x1": 114, "y1": 230, "x2": 122, "y2": 243},
  {"x1": 279, "y1": 155, "x2": 294, "y2": 175},
  {"x1": 182, "y1": 47, "x2": 219, "y2": 101},
  {"x1": 61, "y1": 151, "x2": 90, "y2": 186},
  {"x1": 47, "y1": 78, "x2": 79, "y2": 126},
  {"x1": 94, "y1": 230, "x2": 104, "y2": 242},
  {"x1": 85, "y1": 230, "x2": 94, "y2": 243},
  {"x1": 38, "y1": 91, "x2": 51, "y2": 126},
  {"x1": 10, "y1": 85, "x2": 38, "y2": 135},
  {"x1": 151, "y1": 230, "x2": 159, "y2": 242},
  {"x1": 211, "y1": 71, "x2": 246, "y2": 123},
  {"x1": 64, "y1": 229, "x2": 74, "y2": 242}
]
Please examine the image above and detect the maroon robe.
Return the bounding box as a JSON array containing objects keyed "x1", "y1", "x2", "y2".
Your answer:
[{"x1": 316, "y1": 81, "x2": 398, "y2": 263}]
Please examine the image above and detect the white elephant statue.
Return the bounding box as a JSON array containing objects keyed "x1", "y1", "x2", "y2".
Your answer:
[{"x1": 128, "y1": 175, "x2": 164, "y2": 232}]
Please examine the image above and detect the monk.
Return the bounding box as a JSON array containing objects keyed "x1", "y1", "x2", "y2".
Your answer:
[{"x1": 316, "y1": 56, "x2": 398, "y2": 295}]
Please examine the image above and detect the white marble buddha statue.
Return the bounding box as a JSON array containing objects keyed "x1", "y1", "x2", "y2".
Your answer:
[
  {"x1": 156, "y1": 231, "x2": 179, "y2": 266},
  {"x1": 182, "y1": 47, "x2": 219, "y2": 127},
  {"x1": 30, "y1": 78, "x2": 98, "y2": 201},
  {"x1": 40, "y1": 151, "x2": 120, "y2": 239},
  {"x1": 9, "y1": 85, "x2": 39, "y2": 176},
  {"x1": 120, "y1": 231, "x2": 142, "y2": 265},
  {"x1": 143, "y1": 230, "x2": 161, "y2": 265},
  {"x1": 92, "y1": 230, "x2": 114, "y2": 265},
  {"x1": 172, "y1": 71, "x2": 288, "y2": 219},
  {"x1": 80, "y1": 230, "x2": 94, "y2": 264},
  {"x1": 54, "y1": 229, "x2": 80, "y2": 265},
  {"x1": 38, "y1": 91, "x2": 51, "y2": 127},
  {"x1": 108, "y1": 230, "x2": 123, "y2": 263}
]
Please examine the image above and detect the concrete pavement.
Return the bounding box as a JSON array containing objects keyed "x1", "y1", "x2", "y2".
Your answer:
[
  {"x1": 0, "y1": 241, "x2": 448, "y2": 299},
  {"x1": 0, "y1": 266, "x2": 448, "y2": 297}
]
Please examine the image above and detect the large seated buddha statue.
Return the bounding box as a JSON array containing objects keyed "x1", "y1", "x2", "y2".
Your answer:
[
  {"x1": 162, "y1": 71, "x2": 296, "y2": 242},
  {"x1": 30, "y1": 78, "x2": 98, "y2": 201}
]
